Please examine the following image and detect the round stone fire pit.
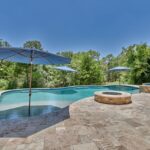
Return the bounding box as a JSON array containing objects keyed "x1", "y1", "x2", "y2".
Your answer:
[{"x1": 94, "y1": 91, "x2": 132, "y2": 105}]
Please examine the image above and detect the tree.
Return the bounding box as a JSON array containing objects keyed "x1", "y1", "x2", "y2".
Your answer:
[
  {"x1": 0, "y1": 39, "x2": 11, "y2": 47},
  {"x1": 57, "y1": 51, "x2": 74, "y2": 59},
  {"x1": 71, "y1": 51, "x2": 103, "y2": 85},
  {"x1": 113, "y1": 43, "x2": 150, "y2": 84},
  {"x1": 0, "y1": 39, "x2": 13, "y2": 89},
  {"x1": 1, "y1": 38, "x2": 150, "y2": 89},
  {"x1": 23, "y1": 40, "x2": 43, "y2": 50}
]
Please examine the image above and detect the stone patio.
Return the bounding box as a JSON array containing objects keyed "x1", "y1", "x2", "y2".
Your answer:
[{"x1": 0, "y1": 93, "x2": 150, "y2": 150}]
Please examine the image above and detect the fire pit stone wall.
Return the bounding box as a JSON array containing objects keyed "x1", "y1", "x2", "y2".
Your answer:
[{"x1": 94, "y1": 91, "x2": 132, "y2": 105}]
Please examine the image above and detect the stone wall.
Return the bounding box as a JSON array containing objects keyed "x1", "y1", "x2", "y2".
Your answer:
[
  {"x1": 140, "y1": 85, "x2": 150, "y2": 93},
  {"x1": 94, "y1": 91, "x2": 132, "y2": 105}
]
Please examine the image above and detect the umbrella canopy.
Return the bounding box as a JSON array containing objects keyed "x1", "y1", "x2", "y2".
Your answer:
[
  {"x1": 0, "y1": 47, "x2": 71, "y2": 116},
  {"x1": 108, "y1": 66, "x2": 131, "y2": 84},
  {"x1": 54, "y1": 66, "x2": 76, "y2": 72},
  {"x1": 0, "y1": 47, "x2": 70, "y2": 64},
  {"x1": 109, "y1": 66, "x2": 131, "y2": 72}
]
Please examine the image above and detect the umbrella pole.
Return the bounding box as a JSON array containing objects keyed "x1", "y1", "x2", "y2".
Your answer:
[
  {"x1": 28, "y1": 52, "x2": 33, "y2": 116},
  {"x1": 119, "y1": 73, "x2": 120, "y2": 85}
]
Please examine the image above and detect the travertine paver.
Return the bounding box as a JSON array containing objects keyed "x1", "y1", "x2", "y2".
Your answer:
[
  {"x1": 0, "y1": 93, "x2": 150, "y2": 150},
  {"x1": 71, "y1": 142, "x2": 98, "y2": 150}
]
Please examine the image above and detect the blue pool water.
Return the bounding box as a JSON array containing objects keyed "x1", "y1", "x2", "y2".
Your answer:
[{"x1": 0, "y1": 85, "x2": 139, "y2": 120}]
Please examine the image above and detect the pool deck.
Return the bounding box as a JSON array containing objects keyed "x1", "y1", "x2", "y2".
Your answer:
[{"x1": 0, "y1": 93, "x2": 150, "y2": 150}]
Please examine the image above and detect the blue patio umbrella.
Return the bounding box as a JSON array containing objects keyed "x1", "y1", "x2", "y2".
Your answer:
[
  {"x1": 0, "y1": 47, "x2": 70, "y2": 116},
  {"x1": 54, "y1": 66, "x2": 76, "y2": 72},
  {"x1": 109, "y1": 66, "x2": 131, "y2": 72},
  {"x1": 54, "y1": 66, "x2": 76, "y2": 86},
  {"x1": 109, "y1": 66, "x2": 131, "y2": 84}
]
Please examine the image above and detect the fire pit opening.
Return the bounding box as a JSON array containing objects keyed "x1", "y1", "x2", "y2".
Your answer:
[{"x1": 102, "y1": 92, "x2": 122, "y2": 95}]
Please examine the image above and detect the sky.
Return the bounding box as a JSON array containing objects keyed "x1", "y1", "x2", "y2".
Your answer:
[{"x1": 0, "y1": 0, "x2": 150, "y2": 57}]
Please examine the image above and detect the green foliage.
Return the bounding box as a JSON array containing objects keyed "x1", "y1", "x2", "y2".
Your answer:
[
  {"x1": 7, "y1": 80, "x2": 18, "y2": 89},
  {"x1": 125, "y1": 44, "x2": 150, "y2": 84},
  {"x1": 0, "y1": 79, "x2": 8, "y2": 89},
  {"x1": 77, "y1": 53, "x2": 102, "y2": 85},
  {"x1": 22, "y1": 40, "x2": 44, "y2": 87},
  {"x1": 100, "y1": 54, "x2": 118, "y2": 82},
  {"x1": 0, "y1": 39, "x2": 11, "y2": 48},
  {"x1": 57, "y1": 51, "x2": 74, "y2": 59},
  {"x1": 1, "y1": 39, "x2": 150, "y2": 89},
  {"x1": 23, "y1": 40, "x2": 43, "y2": 50},
  {"x1": 105, "y1": 43, "x2": 150, "y2": 84}
]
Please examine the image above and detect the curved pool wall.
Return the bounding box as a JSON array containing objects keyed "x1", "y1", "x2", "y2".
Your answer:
[
  {"x1": 0, "y1": 84, "x2": 139, "y2": 95},
  {"x1": 0, "y1": 85, "x2": 139, "y2": 120}
]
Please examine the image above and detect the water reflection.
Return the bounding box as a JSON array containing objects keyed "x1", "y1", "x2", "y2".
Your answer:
[
  {"x1": 49, "y1": 89, "x2": 78, "y2": 95},
  {"x1": 0, "y1": 105, "x2": 61, "y2": 120}
]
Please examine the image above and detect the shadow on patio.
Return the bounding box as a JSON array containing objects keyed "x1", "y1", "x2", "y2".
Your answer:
[{"x1": 0, "y1": 105, "x2": 70, "y2": 138}]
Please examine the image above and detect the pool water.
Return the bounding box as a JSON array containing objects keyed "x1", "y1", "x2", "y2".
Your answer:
[{"x1": 0, "y1": 85, "x2": 139, "y2": 120}]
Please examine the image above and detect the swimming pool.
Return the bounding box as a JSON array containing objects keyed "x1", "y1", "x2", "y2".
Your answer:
[{"x1": 0, "y1": 85, "x2": 139, "y2": 120}]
